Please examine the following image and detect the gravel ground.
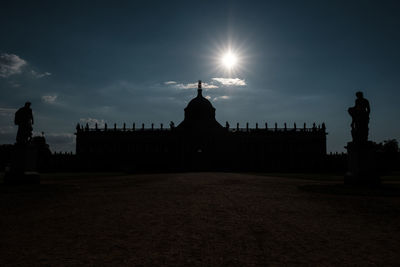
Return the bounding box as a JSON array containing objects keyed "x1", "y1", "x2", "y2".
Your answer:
[{"x1": 1, "y1": 172, "x2": 400, "y2": 266}]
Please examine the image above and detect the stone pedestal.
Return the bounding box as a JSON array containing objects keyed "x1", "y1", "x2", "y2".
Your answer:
[
  {"x1": 345, "y1": 141, "x2": 380, "y2": 186},
  {"x1": 4, "y1": 144, "x2": 40, "y2": 185}
]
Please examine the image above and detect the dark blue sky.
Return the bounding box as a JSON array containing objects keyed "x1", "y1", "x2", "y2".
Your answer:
[{"x1": 1, "y1": 0, "x2": 399, "y2": 152}]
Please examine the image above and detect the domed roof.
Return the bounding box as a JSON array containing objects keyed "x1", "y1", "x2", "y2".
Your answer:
[
  {"x1": 185, "y1": 89, "x2": 214, "y2": 112},
  {"x1": 177, "y1": 80, "x2": 223, "y2": 130}
]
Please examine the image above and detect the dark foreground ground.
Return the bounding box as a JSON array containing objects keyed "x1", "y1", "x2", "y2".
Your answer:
[{"x1": 1, "y1": 172, "x2": 400, "y2": 266}]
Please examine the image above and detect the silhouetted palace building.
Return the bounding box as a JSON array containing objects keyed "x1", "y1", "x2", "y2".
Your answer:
[{"x1": 76, "y1": 81, "x2": 327, "y2": 171}]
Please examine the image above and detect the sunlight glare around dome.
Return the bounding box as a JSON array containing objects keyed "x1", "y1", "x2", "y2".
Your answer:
[{"x1": 221, "y1": 51, "x2": 238, "y2": 70}]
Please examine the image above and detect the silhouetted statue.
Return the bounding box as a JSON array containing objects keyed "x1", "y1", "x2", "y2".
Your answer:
[
  {"x1": 348, "y1": 91, "x2": 370, "y2": 142},
  {"x1": 345, "y1": 92, "x2": 379, "y2": 185},
  {"x1": 15, "y1": 102, "x2": 34, "y2": 144}
]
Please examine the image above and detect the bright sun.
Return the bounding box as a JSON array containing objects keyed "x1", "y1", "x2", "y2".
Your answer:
[{"x1": 221, "y1": 51, "x2": 238, "y2": 69}]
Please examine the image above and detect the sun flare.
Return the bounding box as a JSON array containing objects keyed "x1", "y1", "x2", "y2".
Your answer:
[
  {"x1": 221, "y1": 51, "x2": 238, "y2": 70},
  {"x1": 210, "y1": 40, "x2": 248, "y2": 76}
]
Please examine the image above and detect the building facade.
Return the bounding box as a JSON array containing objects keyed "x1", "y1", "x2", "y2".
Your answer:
[{"x1": 76, "y1": 81, "x2": 327, "y2": 171}]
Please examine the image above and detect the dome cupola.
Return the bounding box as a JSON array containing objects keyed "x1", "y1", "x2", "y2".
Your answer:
[{"x1": 177, "y1": 80, "x2": 223, "y2": 130}]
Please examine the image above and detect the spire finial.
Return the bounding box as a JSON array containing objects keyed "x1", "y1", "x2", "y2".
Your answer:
[{"x1": 197, "y1": 80, "x2": 202, "y2": 96}]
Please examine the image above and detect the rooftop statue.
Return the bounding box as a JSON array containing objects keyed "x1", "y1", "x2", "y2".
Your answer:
[
  {"x1": 14, "y1": 102, "x2": 34, "y2": 144},
  {"x1": 348, "y1": 91, "x2": 370, "y2": 143}
]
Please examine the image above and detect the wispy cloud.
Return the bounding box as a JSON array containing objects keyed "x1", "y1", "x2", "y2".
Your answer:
[
  {"x1": 0, "y1": 53, "x2": 27, "y2": 78},
  {"x1": 164, "y1": 81, "x2": 177, "y2": 85},
  {"x1": 213, "y1": 95, "x2": 230, "y2": 101},
  {"x1": 212, "y1": 77, "x2": 246, "y2": 86},
  {"x1": 31, "y1": 70, "x2": 51, "y2": 78},
  {"x1": 42, "y1": 95, "x2": 58, "y2": 104},
  {"x1": 203, "y1": 83, "x2": 219, "y2": 89},
  {"x1": 167, "y1": 81, "x2": 218, "y2": 89},
  {"x1": 0, "y1": 53, "x2": 51, "y2": 80}
]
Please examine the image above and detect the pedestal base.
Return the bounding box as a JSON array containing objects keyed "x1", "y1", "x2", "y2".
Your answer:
[{"x1": 345, "y1": 141, "x2": 380, "y2": 186}]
